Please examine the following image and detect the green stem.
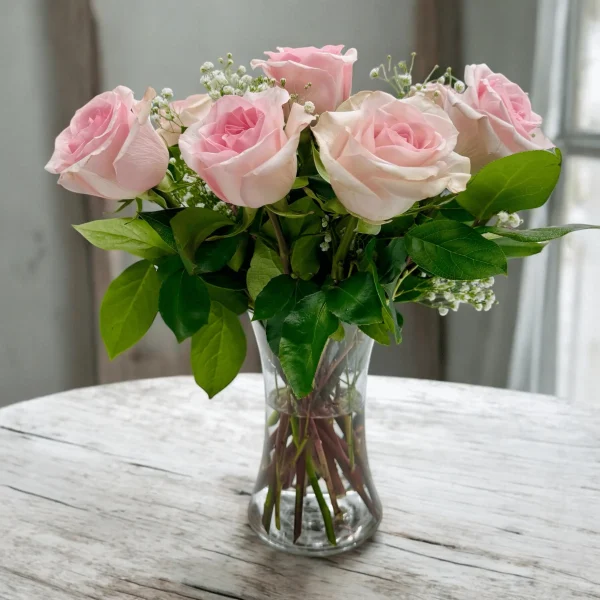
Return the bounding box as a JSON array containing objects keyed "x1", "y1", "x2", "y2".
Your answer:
[
  {"x1": 306, "y1": 453, "x2": 337, "y2": 546},
  {"x1": 393, "y1": 263, "x2": 418, "y2": 299},
  {"x1": 267, "y1": 211, "x2": 290, "y2": 275},
  {"x1": 331, "y1": 216, "x2": 358, "y2": 281}
]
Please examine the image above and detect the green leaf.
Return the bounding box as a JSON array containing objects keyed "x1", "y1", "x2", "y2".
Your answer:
[
  {"x1": 326, "y1": 272, "x2": 383, "y2": 325},
  {"x1": 171, "y1": 207, "x2": 233, "y2": 272},
  {"x1": 439, "y1": 200, "x2": 475, "y2": 223},
  {"x1": 292, "y1": 176, "x2": 309, "y2": 189},
  {"x1": 194, "y1": 235, "x2": 240, "y2": 273},
  {"x1": 100, "y1": 260, "x2": 160, "y2": 359},
  {"x1": 139, "y1": 209, "x2": 183, "y2": 251},
  {"x1": 312, "y1": 143, "x2": 330, "y2": 183},
  {"x1": 253, "y1": 275, "x2": 297, "y2": 320},
  {"x1": 264, "y1": 280, "x2": 319, "y2": 353},
  {"x1": 74, "y1": 218, "x2": 175, "y2": 261},
  {"x1": 247, "y1": 239, "x2": 284, "y2": 300},
  {"x1": 208, "y1": 208, "x2": 259, "y2": 240},
  {"x1": 493, "y1": 237, "x2": 545, "y2": 259},
  {"x1": 330, "y1": 322, "x2": 346, "y2": 342},
  {"x1": 380, "y1": 214, "x2": 415, "y2": 237},
  {"x1": 320, "y1": 196, "x2": 348, "y2": 214},
  {"x1": 282, "y1": 197, "x2": 322, "y2": 239},
  {"x1": 394, "y1": 274, "x2": 430, "y2": 302},
  {"x1": 356, "y1": 220, "x2": 381, "y2": 235},
  {"x1": 279, "y1": 291, "x2": 339, "y2": 397},
  {"x1": 227, "y1": 234, "x2": 249, "y2": 272},
  {"x1": 479, "y1": 223, "x2": 600, "y2": 243},
  {"x1": 291, "y1": 235, "x2": 322, "y2": 280},
  {"x1": 159, "y1": 270, "x2": 210, "y2": 342},
  {"x1": 190, "y1": 302, "x2": 246, "y2": 398},
  {"x1": 376, "y1": 238, "x2": 407, "y2": 284},
  {"x1": 405, "y1": 220, "x2": 508, "y2": 280},
  {"x1": 155, "y1": 254, "x2": 185, "y2": 284},
  {"x1": 266, "y1": 205, "x2": 313, "y2": 219},
  {"x1": 360, "y1": 322, "x2": 390, "y2": 345},
  {"x1": 201, "y1": 271, "x2": 249, "y2": 315},
  {"x1": 456, "y1": 149, "x2": 562, "y2": 221}
]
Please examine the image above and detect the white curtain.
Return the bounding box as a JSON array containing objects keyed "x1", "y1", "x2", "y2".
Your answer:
[{"x1": 508, "y1": 0, "x2": 570, "y2": 395}]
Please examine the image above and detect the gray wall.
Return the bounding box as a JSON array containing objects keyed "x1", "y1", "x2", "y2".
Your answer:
[{"x1": 0, "y1": 1, "x2": 95, "y2": 407}]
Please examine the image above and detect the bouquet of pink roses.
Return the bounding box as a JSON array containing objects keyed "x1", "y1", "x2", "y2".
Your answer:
[{"x1": 46, "y1": 45, "x2": 597, "y2": 554}]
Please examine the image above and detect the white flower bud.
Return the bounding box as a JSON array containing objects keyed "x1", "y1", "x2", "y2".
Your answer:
[
  {"x1": 454, "y1": 80, "x2": 466, "y2": 93},
  {"x1": 507, "y1": 213, "x2": 523, "y2": 228},
  {"x1": 161, "y1": 87, "x2": 173, "y2": 98},
  {"x1": 200, "y1": 61, "x2": 214, "y2": 73},
  {"x1": 222, "y1": 85, "x2": 234, "y2": 95},
  {"x1": 237, "y1": 65, "x2": 247, "y2": 75},
  {"x1": 370, "y1": 68, "x2": 380, "y2": 79},
  {"x1": 304, "y1": 101, "x2": 315, "y2": 114},
  {"x1": 438, "y1": 307, "x2": 449, "y2": 316},
  {"x1": 398, "y1": 74, "x2": 412, "y2": 86},
  {"x1": 426, "y1": 292, "x2": 436, "y2": 302},
  {"x1": 208, "y1": 89, "x2": 221, "y2": 100},
  {"x1": 437, "y1": 76, "x2": 446, "y2": 84},
  {"x1": 497, "y1": 211, "x2": 509, "y2": 224},
  {"x1": 169, "y1": 157, "x2": 176, "y2": 165},
  {"x1": 324, "y1": 233, "x2": 332, "y2": 243},
  {"x1": 474, "y1": 303, "x2": 483, "y2": 312}
]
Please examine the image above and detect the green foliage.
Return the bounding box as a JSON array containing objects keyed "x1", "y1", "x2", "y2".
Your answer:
[
  {"x1": 279, "y1": 291, "x2": 339, "y2": 398},
  {"x1": 72, "y1": 140, "x2": 598, "y2": 400},
  {"x1": 480, "y1": 224, "x2": 600, "y2": 242},
  {"x1": 159, "y1": 269, "x2": 210, "y2": 342},
  {"x1": 100, "y1": 260, "x2": 160, "y2": 359},
  {"x1": 171, "y1": 207, "x2": 233, "y2": 272},
  {"x1": 457, "y1": 149, "x2": 562, "y2": 221},
  {"x1": 194, "y1": 235, "x2": 241, "y2": 273},
  {"x1": 493, "y1": 237, "x2": 545, "y2": 259},
  {"x1": 326, "y1": 272, "x2": 383, "y2": 325},
  {"x1": 405, "y1": 220, "x2": 508, "y2": 280},
  {"x1": 246, "y1": 239, "x2": 284, "y2": 300},
  {"x1": 201, "y1": 271, "x2": 248, "y2": 315},
  {"x1": 190, "y1": 302, "x2": 246, "y2": 398},
  {"x1": 139, "y1": 209, "x2": 182, "y2": 251},
  {"x1": 253, "y1": 274, "x2": 297, "y2": 321},
  {"x1": 74, "y1": 218, "x2": 175, "y2": 261},
  {"x1": 291, "y1": 235, "x2": 322, "y2": 280},
  {"x1": 376, "y1": 238, "x2": 407, "y2": 284}
]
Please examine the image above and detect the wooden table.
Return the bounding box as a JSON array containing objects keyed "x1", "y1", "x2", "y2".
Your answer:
[{"x1": 0, "y1": 375, "x2": 598, "y2": 599}]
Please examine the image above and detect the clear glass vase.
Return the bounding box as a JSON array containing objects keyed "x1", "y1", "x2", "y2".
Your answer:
[{"x1": 248, "y1": 320, "x2": 382, "y2": 556}]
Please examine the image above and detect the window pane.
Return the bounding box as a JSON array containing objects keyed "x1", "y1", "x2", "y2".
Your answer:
[
  {"x1": 556, "y1": 156, "x2": 600, "y2": 402},
  {"x1": 574, "y1": 0, "x2": 600, "y2": 131}
]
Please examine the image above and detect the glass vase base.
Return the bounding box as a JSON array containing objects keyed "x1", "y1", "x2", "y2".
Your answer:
[{"x1": 248, "y1": 488, "x2": 381, "y2": 557}]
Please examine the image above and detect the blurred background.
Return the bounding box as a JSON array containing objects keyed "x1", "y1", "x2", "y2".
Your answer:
[{"x1": 0, "y1": 0, "x2": 598, "y2": 408}]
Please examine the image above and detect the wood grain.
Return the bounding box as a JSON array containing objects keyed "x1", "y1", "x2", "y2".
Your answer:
[{"x1": 0, "y1": 375, "x2": 598, "y2": 599}]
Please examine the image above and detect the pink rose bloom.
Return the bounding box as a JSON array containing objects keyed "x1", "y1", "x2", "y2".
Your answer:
[
  {"x1": 435, "y1": 64, "x2": 553, "y2": 172},
  {"x1": 159, "y1": 93, "x2": 212, "y2": 147},
  {"x1": 251, "y1": 45, "x2": 357, "y2": 114},
  {"x1": 46, "y1": 86, "x2": 169, "y2": 200},
  {"x1": 312, "y1": 91, "x2": 471, "y2": 223},
  {"x1": 179, "y1": 87, "x2": 313, "y2": 208}
]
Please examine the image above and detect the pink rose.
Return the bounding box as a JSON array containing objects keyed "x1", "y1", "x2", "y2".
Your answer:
[
  {"x1": 435, "y1": 64, "x2": 553, "y2": 172},
  {"x1": 179, "y1": 87, "x2": 313, "y2": 208},
  {"x1": 159, "y1": 93, "x2": 212, "y2": 147},
  {"x1": 312, "y1": 91, "x2": 471, "y2": 223},
  {"x1": 45, "y1": 86, "x2": 169, "y2": 200},
  {"x1": 251, "y1": 45, "x2": 357, "y2": 114}
]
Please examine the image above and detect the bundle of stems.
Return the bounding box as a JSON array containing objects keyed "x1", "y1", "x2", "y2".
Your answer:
[{"x1": 258, "y1": 334, "x2": 379, "y2": 546}]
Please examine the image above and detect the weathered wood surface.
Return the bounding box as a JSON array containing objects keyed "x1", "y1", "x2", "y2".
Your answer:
[{"x1": 0, "y1": 375, "x2": 598, "y2": 599}]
